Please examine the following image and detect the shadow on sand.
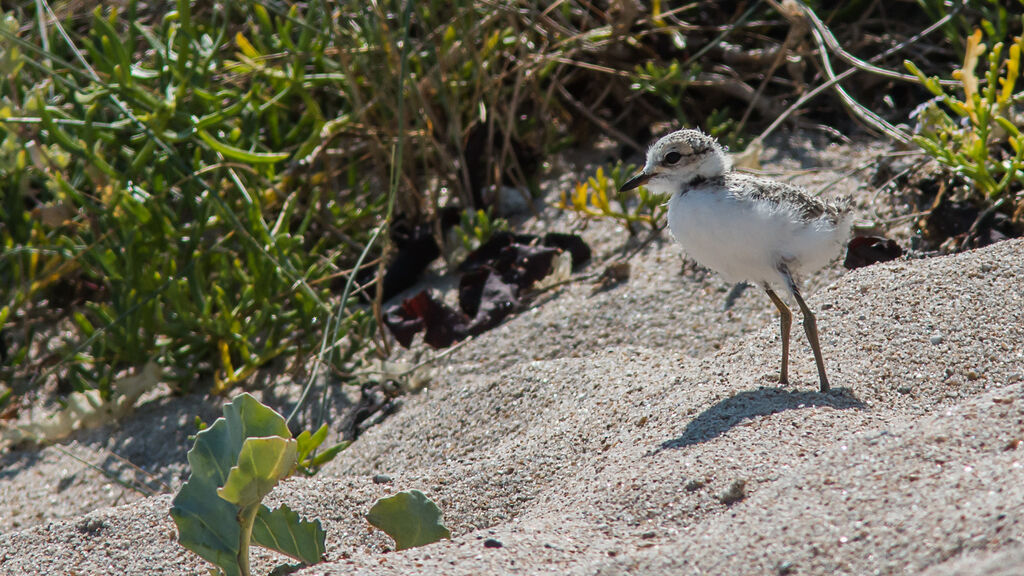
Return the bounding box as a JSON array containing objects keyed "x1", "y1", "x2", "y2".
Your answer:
[{"x1": 659, "y1": 386, "x2": 866, "y2": 451}]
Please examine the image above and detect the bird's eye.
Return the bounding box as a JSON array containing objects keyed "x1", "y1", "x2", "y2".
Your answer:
[{"x1": 664, "y1": 151, "x2": 682, "y2": 165}]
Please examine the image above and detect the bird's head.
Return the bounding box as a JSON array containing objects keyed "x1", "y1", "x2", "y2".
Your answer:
[{"x1": 620, "y1": 129, "x2": 731, "y2": 195}]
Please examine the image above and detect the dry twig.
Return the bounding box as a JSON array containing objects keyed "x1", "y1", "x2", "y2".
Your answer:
[{"x1": 749, "y1": 6, "x2": 961, "y2": 148}]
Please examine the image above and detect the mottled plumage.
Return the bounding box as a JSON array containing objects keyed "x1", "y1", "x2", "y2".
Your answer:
[{"x1": 725, "y1": 173, "x2": 849, "y2": 224}]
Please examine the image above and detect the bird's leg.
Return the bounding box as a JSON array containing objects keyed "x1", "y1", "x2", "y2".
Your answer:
[
  {"x1": 780, "y1": 267, "x2": 830, "y2": 393},
  {"x1": 764, "y1": 288, "x2": 792, "y2": 385}
]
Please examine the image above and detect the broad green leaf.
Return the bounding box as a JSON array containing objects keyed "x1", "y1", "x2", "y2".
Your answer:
[
  {"x1": 367, "y1": 490, "x2": 451, "y2": 551},
  {"x1": 171, "y1": 394, "x2": 325, "y2": 576},
  {"x1": 252, "y1": 504, "x2": 326, "y2": 564},
  {"x1": 217, "y1": 436, "x2": 297, "y2": 508}
]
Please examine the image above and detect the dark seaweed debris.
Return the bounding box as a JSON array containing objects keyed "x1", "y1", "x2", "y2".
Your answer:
[
  {"x1": 384, "y1": 232, "x2": 590, "y2": 348},
  {"x1": 844, "y1": 236, "x2": 903, "y2": 269}
]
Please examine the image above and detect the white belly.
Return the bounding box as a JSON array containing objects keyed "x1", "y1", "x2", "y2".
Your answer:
[{"x1": 667, "y1": 189, "x2": 847, "y2": 290}]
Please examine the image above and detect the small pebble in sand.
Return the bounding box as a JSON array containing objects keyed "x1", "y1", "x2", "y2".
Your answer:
[
  {"x1": 484, "y1": 538, "x2": 503, "y2": 549},
  {"x1": 76, "y1": 518, "x2": 105, "y2": 535},
  {"x1": 719, "y1": 479, "x2": 747, "y2": 505},
  {"x1": 372, "y1": 474, "x2": 393, "y2": 484},
  {"x1": 684, "y1": 478, "x2": 706, "y2": 492},
  {"x1": 929, "y1": 333, "x2": 944, "y2": 345}
]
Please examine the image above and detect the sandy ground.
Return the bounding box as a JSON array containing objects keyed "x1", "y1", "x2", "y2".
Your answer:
[{"x1": 1, "y1": 135, "x2": 1022, "y2": 575}]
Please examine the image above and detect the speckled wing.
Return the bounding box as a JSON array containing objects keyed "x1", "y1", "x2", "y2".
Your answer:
[{"x1": 725, "y1": 173, "x2": 849, "y2": 225}]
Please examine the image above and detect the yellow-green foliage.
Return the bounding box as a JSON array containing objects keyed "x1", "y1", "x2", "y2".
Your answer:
[
  {"x1": 905, "y1": 26, "x2": 1024, "y2": 203},
  {"x1": 455, "y1": 209, "x2": 508, "y2": 252},
  {"x1": 0, "y1": 3, "x2": 382, "y2": 396},
  {"x1": 557, "y1": 164, "x2": 668, "y2": 233}
]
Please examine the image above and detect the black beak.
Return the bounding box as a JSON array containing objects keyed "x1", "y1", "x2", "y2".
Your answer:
[{"x1": 620, "y1": 171, "x2": 651, "y2": 192}]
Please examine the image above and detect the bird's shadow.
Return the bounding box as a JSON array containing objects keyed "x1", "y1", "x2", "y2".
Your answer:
[{"x1": 657, "y1": 386, "x2": 865, "y2": 452}]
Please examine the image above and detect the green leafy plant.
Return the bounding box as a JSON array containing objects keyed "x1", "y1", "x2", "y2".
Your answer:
[
  {"x1": 630, "y1": 61, "x2": 700, "y2": 124},
  {"x1": 454, "y1": 208, "x2": 509, "y2": 252},
  {"x1": 3, "y1": 0, "x2": 984, "y2": 412},
  {"x1": 905, "y1": 26, "x2": 1024, "y2": 210},
  {"x1": 916, "y1": 0, "x2": 1022, "y2": 54},
  {"x1": 171, "y1": 393, "x2": 338, "y2": 576},
  {"x1": 0, "y1": 2, "x2": 380, "y2": 399},
  {"x1": 707, "y1": 108, "x2": 747, "y2": 151},
  {"x1": 295, "y1": 423, "x2": 350, "y2": 476},
  {"x1": 556, "y1": 163, "x2": 668, "y2": 233},
  {"x1": 367, "y1": 489, "x2": 451, "y2": 551}
]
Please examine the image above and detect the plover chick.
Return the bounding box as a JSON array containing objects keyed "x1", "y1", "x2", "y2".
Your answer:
[{"x1": 621, "y1": 129, "x2": 852, "y2": 392}]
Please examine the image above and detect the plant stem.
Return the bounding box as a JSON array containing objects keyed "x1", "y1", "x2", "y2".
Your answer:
[{"x1": 237, "y1": 505, "x2": 260, "y2": 576}]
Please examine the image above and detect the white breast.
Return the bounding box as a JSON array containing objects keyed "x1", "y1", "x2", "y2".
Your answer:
[{"x1": 667, "y1": 187, "x2": 848, "y2": 291}]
